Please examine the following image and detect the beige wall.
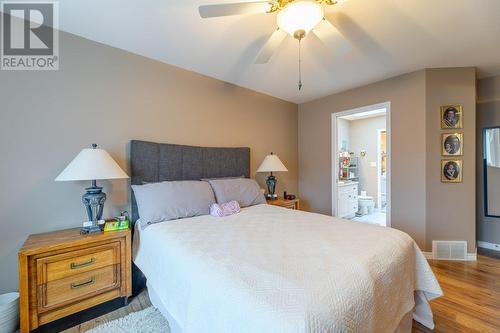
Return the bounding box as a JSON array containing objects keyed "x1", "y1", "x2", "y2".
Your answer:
[
  {"x1": 0, "y1": 31, "x2": 298, "y2": 293},
  {"x1": 348, "y1": 115, "x2": 386, "y2": 206},
  {"x1": 425, "y1": 68, "x2": 476, "y2": 252},
  {"x1": 477, "y1": 74, "x2": 500, "y2": 245},
  {"x1": 299, "y1": 70, "x2": 427, "y2": 248},
  {"x1": 299, "y1": 68, "x2": 477, "y2": 252}
]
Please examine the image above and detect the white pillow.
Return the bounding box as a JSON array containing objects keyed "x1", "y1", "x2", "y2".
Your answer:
[
  {"x1": 132, "y1": 180, "x2": 215, "y2": 229},
  {"x1": 206, "y1": 178, "x2": 266, "y2": 207}
]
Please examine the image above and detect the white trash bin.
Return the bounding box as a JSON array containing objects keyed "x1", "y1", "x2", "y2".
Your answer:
[{"x1": 0, "y1": 292, "x2": 19, "y2": 333}]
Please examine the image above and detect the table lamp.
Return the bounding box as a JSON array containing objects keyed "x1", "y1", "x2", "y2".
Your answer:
[
  {"x1": 256, "y1": 152, "x2": 288, "y2": 200},
  {"x1": 55, "y1": 144, "x2": 129, "y2": 234}
]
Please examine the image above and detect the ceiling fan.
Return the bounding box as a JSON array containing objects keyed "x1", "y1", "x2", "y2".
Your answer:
[{"x1": 198, "y1": 0, "x2": 350, "y2": 90}]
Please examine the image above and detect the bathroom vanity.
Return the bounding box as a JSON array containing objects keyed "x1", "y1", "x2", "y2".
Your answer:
[{"x1": 337, "y1": 181, "x2": 359, "y2": 218}]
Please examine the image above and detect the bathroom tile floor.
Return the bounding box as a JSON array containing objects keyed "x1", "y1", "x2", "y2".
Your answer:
[{"x1": 351, "y1": 210, "x2": 386, "y2": 226}]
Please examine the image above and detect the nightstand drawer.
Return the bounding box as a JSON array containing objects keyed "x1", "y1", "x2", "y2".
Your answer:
[
  {"x1": 282, "y1": 201, "x2": 297, "y2": 209},
  {"x1": 39, "y1": 265, "x2": 120, "y2": 311},
  {"x1": 36, "y1": 242, "x2": 121, "y2": 284}
]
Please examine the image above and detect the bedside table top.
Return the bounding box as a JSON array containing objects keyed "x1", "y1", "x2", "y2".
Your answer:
[
  {"x1": 266, "y1": 197, "x2": 299, "y2": 205},
  {"x1": 19, "y1": 228, "x2": 130, "y2": 256}
]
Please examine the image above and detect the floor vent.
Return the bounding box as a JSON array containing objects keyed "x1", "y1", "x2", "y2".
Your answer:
[{"x1": 432, "y1": 240, "x2": 467, "y2": 260}]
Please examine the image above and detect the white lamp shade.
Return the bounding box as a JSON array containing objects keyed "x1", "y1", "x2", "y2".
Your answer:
[
  {"x1": 55, "y1": 147, "x2": 129, "y2": 181},
  {"x1": 256, "y1": 153, "x2": 288, "y2": 173}
]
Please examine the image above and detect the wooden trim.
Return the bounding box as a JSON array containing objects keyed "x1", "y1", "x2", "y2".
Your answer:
[
  {"x1": 28, "y1": 255, "x2": 39, "y2": 329},
  {"x1": 35, "y1": 242, "x2": 120, "y2": 284},
  {"x1": 38, "y1": 289, "x2": 121, "y2": 326},
  {"x1": 19, "y1": 253, "x2": 30, "y2": 333},
  {"x1": 124, "y1": 231, "x2": 132, "y2": 296},
  {"x1": 38, "y1": 265, "x2": 120, "y2": 312},
  {"x1": 19, "y1": 228, "x2": 129, "y2": 256}
]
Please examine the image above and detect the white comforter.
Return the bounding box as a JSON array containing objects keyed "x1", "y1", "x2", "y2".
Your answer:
[{"x1": 134, "y1": 204, "x2": 442, "y2": 333}]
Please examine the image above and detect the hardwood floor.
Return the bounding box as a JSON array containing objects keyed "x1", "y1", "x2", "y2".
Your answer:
[
  {"x1": 64, "y1": 254, "x2": 500, "y2": 333},
  {"x1": 413, "y1": 254, "x2": 500, "y2": 333}
]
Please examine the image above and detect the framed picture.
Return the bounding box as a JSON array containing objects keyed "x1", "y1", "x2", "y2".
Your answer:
[
  {"x1": 442, "y1": 133, "x2": 463, "y2": 156},
  {"x1": 441, "y1": 159, "x2": 462, "y2": 183},
  {"x1": 440, "y1": 105, "x2": 463, "y2": 129}
]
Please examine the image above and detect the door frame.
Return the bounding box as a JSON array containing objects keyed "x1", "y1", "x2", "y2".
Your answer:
[
  {"x1": 377, "y1": 128, "x2": 386, "y2": 211},
  {"x1": 331, "y1": 101, "x2": 391, "y2": 226}
]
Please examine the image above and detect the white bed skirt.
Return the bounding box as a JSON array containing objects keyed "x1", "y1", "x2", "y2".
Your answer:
[
  {"x1": 147, "y1": 283, "x2": 183, "y2": 333},
  {"x1": 147, "y1": 283, "x2": 413, "y2": 333}
]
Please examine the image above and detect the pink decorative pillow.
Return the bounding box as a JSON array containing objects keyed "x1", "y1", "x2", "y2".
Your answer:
[{"x1": 209, "y1": 200, "x2": 241, "y2": 217}]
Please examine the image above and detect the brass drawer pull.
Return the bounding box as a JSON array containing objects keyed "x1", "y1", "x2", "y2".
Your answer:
[
  {"x1": 70, "y1": 277, "x2": 95, "y2": 289},
  {"x1": 70, "y1": 257, "x2": 96, "y2": 269}
]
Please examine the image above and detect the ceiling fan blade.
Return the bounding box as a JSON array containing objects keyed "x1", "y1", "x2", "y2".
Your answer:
[
  {"x1": 199, "y1": 1, "x2": 273, "y2": 18},
  {"x1": 313, "y1": 18, "x2": 351, "y2": 55},
  {"x1": 255, "y1": 28, "x2": 287, "y2": 64}
]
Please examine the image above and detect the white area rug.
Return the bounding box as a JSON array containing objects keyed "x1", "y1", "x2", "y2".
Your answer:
[{"x1": 87, "y1": 307, "x2": 170, "y2": 333}]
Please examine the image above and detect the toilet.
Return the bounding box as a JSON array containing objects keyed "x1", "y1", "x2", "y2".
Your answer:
[{"x1": 358, "y1": 193, "x2": 375, "y2": 216}]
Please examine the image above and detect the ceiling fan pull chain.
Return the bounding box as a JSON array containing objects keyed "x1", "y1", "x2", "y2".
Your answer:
[{"x1": 298, "y1": 38, "x2": 302, "y2": 91}]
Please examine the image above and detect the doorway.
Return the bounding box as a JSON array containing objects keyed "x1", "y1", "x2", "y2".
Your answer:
[{"x1": 331, "y1": 102, "x2": 391, "y2": 226}]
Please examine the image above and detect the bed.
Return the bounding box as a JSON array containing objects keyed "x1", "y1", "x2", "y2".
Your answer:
[{"x1": 130, "y1": 140, "x2": 442, "y2": 333}]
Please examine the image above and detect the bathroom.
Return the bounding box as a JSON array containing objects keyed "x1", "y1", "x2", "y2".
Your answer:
[{"x1": 334, "y1": 107, "x2": 388, "y2": 226}]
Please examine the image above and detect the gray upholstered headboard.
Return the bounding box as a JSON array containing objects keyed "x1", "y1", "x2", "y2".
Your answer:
[{"x1": 130, "y1": 140, "x2": 250, "y2": 224}]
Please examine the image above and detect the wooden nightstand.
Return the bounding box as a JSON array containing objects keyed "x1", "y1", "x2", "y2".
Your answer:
[
  {"x1": 18, "y1": 228, "x2": 131, "y2": 332},
  {"x1": 266, "y1": 197, "x2": 300, "y2": 210}
]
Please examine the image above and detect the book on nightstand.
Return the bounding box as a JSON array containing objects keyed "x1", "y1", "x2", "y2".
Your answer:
[{"x1": 104, "y1": 219, "x2": 129, "y2": 232}]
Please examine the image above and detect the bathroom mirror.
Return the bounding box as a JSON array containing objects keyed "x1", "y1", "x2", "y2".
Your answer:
[{"x1": 483, "y1": 127, "x2": 500, "y2": 217}]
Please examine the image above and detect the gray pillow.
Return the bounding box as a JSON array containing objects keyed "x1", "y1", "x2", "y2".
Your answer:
[
  {"x1": 206, "y1": 178, "x2": 266, "y2": 207},
  {"x1": 201, "y1": 176, "x2": 244, "y2": 181},
  {"x1": 132, "y1": 180, "x2": 215, "y2": 229}
]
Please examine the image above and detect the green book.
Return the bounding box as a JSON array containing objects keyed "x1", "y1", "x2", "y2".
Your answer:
[{"x1": 104, "y1": 219, "x2": 129, "y2": 232}]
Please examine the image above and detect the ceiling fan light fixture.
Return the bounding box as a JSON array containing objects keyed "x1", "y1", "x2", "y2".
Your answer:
[{"x1": 277, "y1": 0, "x2": 324, "y2": 38}]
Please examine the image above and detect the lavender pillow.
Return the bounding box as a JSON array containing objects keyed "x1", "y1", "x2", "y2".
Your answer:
[{"x1": 209, "y1": 200, "x2": 241, "y2": 217}]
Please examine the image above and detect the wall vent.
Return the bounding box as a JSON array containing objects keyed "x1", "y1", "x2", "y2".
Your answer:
[{"x1": 432, "y1": 240, "x2": 467, "y2": 260}]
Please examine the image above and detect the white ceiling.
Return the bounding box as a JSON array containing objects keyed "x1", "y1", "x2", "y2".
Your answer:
[
  {"x1": 55, "y1": 0, "x2": 500, "y2": 103},
  {"x1": 340, "y1": 108, "x2": 386, "y2": 120}
]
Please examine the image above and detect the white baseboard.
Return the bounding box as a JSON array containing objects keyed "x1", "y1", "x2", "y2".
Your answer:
[
  {"x1": 466, "y1": 252, "x2": 478, "y2": 261},
  {"x1": 422, "y1": 251, "x2": 433, "y2": 259},
  {"x1": 477, "y1": 241, "x2": 500, "y2": 252},
  {"x1": 422, "y1": 251, "x2": 477, "y2": 261}
]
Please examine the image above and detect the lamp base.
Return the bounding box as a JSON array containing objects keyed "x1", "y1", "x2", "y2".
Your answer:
[
  {"x1": 266, "y1": 174, "x2": 277, "y2": 200},
  {"x1": 266, "y1": 193, "x2": 278, "y2": 200},
  {"x1": 82, "y1": 180, "x2": 106, "y2": 226},
  {"x1": 80, "y1": 224, "x2": 101, "y2": 234}
]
